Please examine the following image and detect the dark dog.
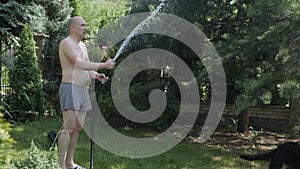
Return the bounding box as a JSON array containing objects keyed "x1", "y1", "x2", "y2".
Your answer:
[
  {"x1": 47, "y1": 130, "x2": 58, "y2": 145},
  {"x1": 239, "y1": 142, "x2": 300, "y2": 169}
]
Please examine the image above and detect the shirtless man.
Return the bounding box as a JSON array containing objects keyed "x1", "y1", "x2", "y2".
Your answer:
[{"x1": 58, "y1": 16, "x2": 115, "y2": 169}]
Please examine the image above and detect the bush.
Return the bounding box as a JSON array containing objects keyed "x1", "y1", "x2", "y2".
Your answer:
[
  {"x1": 0, "y1": 112, "x2": 15, "y2": 168},
  {"x1": 10, "y1": 141, "x2": 60, "y2": 169},
  {"x1": 7, "y1": 24, "x2": 45, "y2": 119},
  {"x1": 99, "y1": 78, "x2": 180, "y2": 131}
]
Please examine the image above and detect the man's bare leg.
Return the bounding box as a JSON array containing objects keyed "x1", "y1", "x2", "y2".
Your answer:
[
  {"x1": 58, "y1": 129, "x2": 69, "y2": 169},
  {"x1": 58, "y1": 110, "x2": 86, "y2": 169},
  {"x1": 65, "y1": 111, "x2": 86, "y2": 168}
]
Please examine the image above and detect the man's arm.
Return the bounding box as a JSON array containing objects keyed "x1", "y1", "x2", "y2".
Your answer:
[
  {"x1": 88, "y1": 71, "x2": 99, "y2": 79},
  {"x1": 89, "y1": 71, "x2": 108, "y2": 84},
  {"x1": 60, "y1": 39, "x2": 113, "y2": 70}
]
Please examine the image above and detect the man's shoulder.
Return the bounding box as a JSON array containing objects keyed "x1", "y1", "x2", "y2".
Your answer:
[
  {"x1": 59, "y1": 37, "x2": 71, "y2": 49},
  {"x1": 79, "y1": 41, "x2": 87, "y2": 47},
  {"x1": 60, "y1": 37, "x2": 70, "y2": 44}
]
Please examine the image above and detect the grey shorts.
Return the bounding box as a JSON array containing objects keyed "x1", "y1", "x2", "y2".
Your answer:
[{"x1": 59, "y1": 83, "x2": 92, "y2": 112}]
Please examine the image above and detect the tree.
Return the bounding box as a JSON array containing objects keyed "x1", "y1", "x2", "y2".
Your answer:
[
  {"x1": 0, "y1": 0, "x2": 48, "y2": 47},
  {"x1": 41, "y1": 0, "x2": 72, "y2": 113},
  {"x1": 76, "y1": 0, "x2": 129, "y2": 37},
  {"x1": 69, "y1": 0, "x2": 80, "y2": 16},
  {"x1": 0, "y1": 0, "x2": 57, "y2": 115},
  {"x1": 8, "y1": 24, "x2": 45, "y2": 119},
  {"x1": 129, "y1": 0, "x2": 300, "y2": 133},
  {"x1": 228, "y1": 0, "x2": 299, "y2": 133}
]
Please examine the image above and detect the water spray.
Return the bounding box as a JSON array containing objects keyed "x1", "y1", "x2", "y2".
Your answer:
[
  {"x1": 90, "y1": 1, "x2": 166, "y2": 168},
  {"x1": 113, "y1": 0, "x2": 166, "y2": 62}
]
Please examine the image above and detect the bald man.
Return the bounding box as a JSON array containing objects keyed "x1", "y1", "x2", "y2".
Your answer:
[{"x1": 58, "y1": 16, "x2": 115, "y2": 169}]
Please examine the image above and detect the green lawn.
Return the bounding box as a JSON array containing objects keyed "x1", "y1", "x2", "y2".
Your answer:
[{"x1": 9, "y1": 116, "x2": 268, "y2": 169}]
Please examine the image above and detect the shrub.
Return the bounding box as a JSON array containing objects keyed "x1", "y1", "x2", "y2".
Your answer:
[
  {"x1": 0, "y1": 112, "x2": 15, "y2": 168},
  {"x1": 10, "y1": 141, "x2": 60, "y2": 169},
  {"x1": 7, "y1": 24, "x2": 45, "y2": 119}
]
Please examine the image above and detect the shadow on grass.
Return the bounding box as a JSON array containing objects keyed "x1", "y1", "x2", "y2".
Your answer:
[
  {"x1": 10, "y1": 116, "x2": 62, "y2": 151},
  {"x1": 75, "y1": 128, "x2": 268, "y2": 169}
]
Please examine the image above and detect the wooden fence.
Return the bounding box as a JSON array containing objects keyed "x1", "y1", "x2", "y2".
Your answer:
[{"x1": 182, "y1": 103, "x2": 291, "y2": 131}]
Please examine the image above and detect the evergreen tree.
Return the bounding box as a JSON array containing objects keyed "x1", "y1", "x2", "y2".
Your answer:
[
  {"x1": 8, "y1": 24, "x2": 45, "y2": 118},
  {"x1": 42, "y1": 0, "x2": 72, "y2": 113}
]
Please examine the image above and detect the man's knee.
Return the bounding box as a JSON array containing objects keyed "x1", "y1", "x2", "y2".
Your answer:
[
  {"x1": 64, "y1": 126, "x2": 82, "y2": 134},
  {"x1": 76, "y1": 125, "x2": 83, "y2": 132},
  {"x1": 62, "y1": 127, "x2": 77, "y2": 135}
]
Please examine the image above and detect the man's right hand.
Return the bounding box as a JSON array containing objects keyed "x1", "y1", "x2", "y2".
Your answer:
[{"x1": 104, "y1": 59, "x2": 115, "y2": 69}]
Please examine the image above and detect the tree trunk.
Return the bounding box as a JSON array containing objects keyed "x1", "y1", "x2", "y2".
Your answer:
[{"x1": 238, "y1": 108, "x2": 249, "y2": 134}]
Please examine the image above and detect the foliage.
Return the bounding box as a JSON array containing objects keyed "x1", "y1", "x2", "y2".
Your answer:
[
  {"x1": 9, "y1": 141, "x2": 60, "y2": 169},
  {"x1": 41, "y1": 0, "x2": 72, "y2": 113},
  {"x1": 231, "y1": 0, "x2": 299, "y2": 113},
  {"x1": 99, "y1": 0, "x2": 299, "y2": 131},
  {"x1": 0, "y1": 0, "x2": 48, "y2": 44},
  {"x1": 162, "y1": 0, "x2": 298, "y2": 110},
  {"x1": 154, "y1": 0, "x2": 299, "y2": 111},
  {"x1": 247, "y1": 126, "x2": 264, "y2": 148},
  {"x1": 69, "y1": 0, "x2": 80, "y2": 17},
  {"x1": 0, "y1": 112, "x2": 15, "y2": 168},
  {"x1": 224, "y1": 117, "x2": 239, "y2": 132},
  {"x1": 99, "y1": 77, "x2": 180, "y2": 130},
  {"x1": 76, "y1": 0, "x2": 130, "y2": 37},
  {"x1": 0, "y1": 0, "x2": 298, "y2": 130},
  {"x1": 129, "y1": 0, "x2": 161, "y2": 13},
  {"x1": 0, "y1": 0, "x2": 73, "y2": 115},
  {"x1": 7, "y1": 24, "x2": 45, "y2": 118}
]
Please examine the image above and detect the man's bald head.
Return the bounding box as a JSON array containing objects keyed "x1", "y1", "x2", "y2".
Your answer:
[{"x1": 68, "y1": 16, "x2": 84, "y2": 30}]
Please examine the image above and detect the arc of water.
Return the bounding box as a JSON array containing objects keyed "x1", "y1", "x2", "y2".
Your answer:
[{"x1": 113, "y1": 0, "x2": 166, "y2": 61}]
